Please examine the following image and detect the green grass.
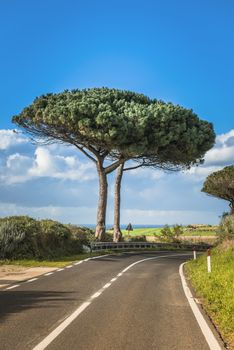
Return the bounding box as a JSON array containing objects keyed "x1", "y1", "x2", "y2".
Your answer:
[
  {"x1": 119, "y1": 227, "x2": 217, "y2": 237},
  {"x1": 0, "y1": 252, "x2": 108, "y2": 268},
  {"x1": 121, "y1": 228, "x2": 162, "y2": 236},
  {"x1": 185, "y1": 243, "x2": 234, "y2": 348}
]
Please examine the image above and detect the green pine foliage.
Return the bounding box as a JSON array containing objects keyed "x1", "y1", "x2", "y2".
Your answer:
[
  {"x1": 202, "y1": 166, "x2": 234, "y2": 212},
  {"x1": 13, "y1": 87, "x2": 215, "y2": 166}
]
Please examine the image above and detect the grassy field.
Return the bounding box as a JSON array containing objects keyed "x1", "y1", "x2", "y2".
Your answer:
[
  {"x1": 185, "y1": 242, "x2": 234, "y2": 349},
  {"x1": 121, "y1": 227, "x2": 162, "y2": 236},
  {"x1": 120, "y1": 227, "x2": 218, "y2": 237}
]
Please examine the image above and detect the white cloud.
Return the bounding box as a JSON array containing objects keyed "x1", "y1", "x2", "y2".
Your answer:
[
  {"x1": 130, "y1": 167, "x2": 165, "y2": 180},
  {"x1": 204, "y1": 129, "x2": 234, "y2": 166},
  {"x1": 0, "y1": 141, "x2": 96, "y2": 184},
  {"x1": 0, "y1": 129, "x2": 27, "y2": 150},
  {"x1": 111, "y1": 208, "x2": 221, "y2": 225},
  {"x1": 183, "y1": 129, "x2": 234, "y2": 182},
  {"x1": 29, "y1": 147, "x2": 96, "y2": 181},
  {"x1": 0, "y1": 128, "x2": 232, "y2": 225},
  {"x1": 216, "y1": 129, "x2": 234, "y2": 145},
  {"x1": 0, "y1": 203, "x2": 97, "y2": 225}
]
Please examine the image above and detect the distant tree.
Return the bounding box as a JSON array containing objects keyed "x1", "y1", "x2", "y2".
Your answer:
[
  {"x1": 12, "y1": 88, "x2": 152, "y2": 240},
  {"x1": 112, "y1": 102, "x2": 215, "y2": 241},
  {"x1": 160, "y1": 224, "x2": 184, "y2": 243},
  {"x1": 202, "y1": 165, "x2": 234, "y2": 213}
]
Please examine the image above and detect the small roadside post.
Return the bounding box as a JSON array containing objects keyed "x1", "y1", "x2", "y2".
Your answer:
[
  {"x1": 207, "y1": 248, "x2": 211, "y2": 273},
  {"x1": 193, "y1": 249, "x2": 197, "y2": 260}
]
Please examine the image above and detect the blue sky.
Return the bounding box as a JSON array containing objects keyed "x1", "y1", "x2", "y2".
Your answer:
[{"x1": 0, "y1": 0, "x2": 234, "y2": 225}]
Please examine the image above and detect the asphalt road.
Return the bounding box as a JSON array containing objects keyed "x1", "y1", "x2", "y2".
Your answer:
[{"x1": 0, "y1": 252, "x2": 217, "y2": 350}]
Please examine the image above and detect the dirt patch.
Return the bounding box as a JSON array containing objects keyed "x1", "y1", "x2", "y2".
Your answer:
[{"x1": 0, "y1": 265, "x2": 57, "y2": 288}]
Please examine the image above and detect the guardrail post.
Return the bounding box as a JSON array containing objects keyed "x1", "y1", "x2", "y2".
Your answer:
[{"x1": 193, "y1": 250, "x2": 197, "y2": 260}]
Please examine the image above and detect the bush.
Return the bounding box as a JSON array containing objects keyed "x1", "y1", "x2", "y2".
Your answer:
[
  {"x1": 0, "y1": 220, "x2": 25, "y2": 258},
  {"x1": 0, "y1": 216, "x2": 89, "y2": 259},
  {"x1": 0, "y1": 216, "x2": 41, "y2": 258},
  {"x1": 65, "y1": 224, "x2": 95, "y2": 245},
  {"x1": 219, "y1": 214, "x2": 234, "y2": 241},
  {"x1": 160, "y1": 224, "x2": 183, "y2": 242}
]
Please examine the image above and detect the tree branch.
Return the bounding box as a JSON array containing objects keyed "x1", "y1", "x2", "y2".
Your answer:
[
  {"x1": 123, "y1": 163, "x2": 144, "y2": 171},
  {"x1": 104, "y1": 159, "x2": 124, "y2": 174},
  {"x1": 73, "y1": 144, "x2": 97, "y2": 163}
]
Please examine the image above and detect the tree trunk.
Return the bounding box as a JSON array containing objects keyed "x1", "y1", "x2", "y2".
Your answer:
[
  {"x1": 113, "y1": 163, "x2": 124, "y2": 242},
  {"x1": 95, "y1": 163, "x2": 108, "y2": 241}
]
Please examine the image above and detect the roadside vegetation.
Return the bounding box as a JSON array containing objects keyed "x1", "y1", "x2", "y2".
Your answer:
[
  {"x1": 0, "y1": 216, "x2": 95, "y2": 260},
  {"x1": 186, "y1": 214, "x2": 234, "y2": 349},
  {"x1": 115, "y1": 224, "x2": 218, "y2": 238}
]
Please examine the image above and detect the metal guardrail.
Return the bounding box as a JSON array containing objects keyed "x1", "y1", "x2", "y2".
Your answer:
[{"x1": 90, "y1": 241, "x2": 212, "y2": 251}]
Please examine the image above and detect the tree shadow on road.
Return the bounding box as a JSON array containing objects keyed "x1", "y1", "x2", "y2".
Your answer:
[{"x1": 0, "y1": 290, "x2": 76, "y2": 323}]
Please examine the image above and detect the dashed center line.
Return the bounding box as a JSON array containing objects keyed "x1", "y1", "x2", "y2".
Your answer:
[
  {"x1": 103, "y1": 282, "x2": 112, "y2": 289},
  {"x1": 27, "y1": 278, "x2": 38, "y2": 283},
  {"x1": 33, "y1": 253, "x2": 191, "y2": 350},
  {"x1": 6, "y1": 284, "x2": 20, "y2": 290}
]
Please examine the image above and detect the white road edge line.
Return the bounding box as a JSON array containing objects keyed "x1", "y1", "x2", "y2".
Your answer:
[
  {"x1": 179, "y1": 263, "x2": 222, "y2": 350},
  {"x1": 6, "y1": 284, "x2": 20, "y2": 290},
  {"x1": 32, "y1": 253, "x2": 191, "y2": 350},
  {"x1": 44, "y1": 272, "x2": 53, "y2": 276}
]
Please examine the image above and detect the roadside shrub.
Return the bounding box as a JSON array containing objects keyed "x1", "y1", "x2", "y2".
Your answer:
[
  {"x1": 219, "y1": 214, "x2": 234, "y2": 241},
  {"x1": 40, "y1": 220, "x2": 71, "y2": 246},
  {"x1": 160, "y1": 224, "x2": 183, "y2": 242},
  {"x1": 0, "y1": 216, "x2": 89, "y2": 259},
  {"x1": 38, "y1": 220, "x2": 84, "y2": 257},
  {"x1": 65, "y1": 224, "x2": 95, "y2": 245},
  {"x1": 0, "y1": 220, "x2": 25, "y2": 258},
  {"x1": 0, "y1": 216, "x2": 41, "y2": 258}
]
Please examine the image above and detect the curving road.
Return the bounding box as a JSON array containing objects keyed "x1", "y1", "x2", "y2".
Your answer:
[{"x1": 0, "y1": 252, "x2": 221, "y2": 350}]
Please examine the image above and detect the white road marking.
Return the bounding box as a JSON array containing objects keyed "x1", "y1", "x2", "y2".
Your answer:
[
  {"x1": 27, "y1": 278, "x2": 38, "y2": 283},
  {"x1": 66, "y1": 265, "x2": 73, "y2": 269},
  {"x1": 90, "y1": 291, "x2": 103, "y2": 299},
  {"x1": 33, "y1": 253, "x2": 191, "y2": 350},
  {"x1": 74, "y1": 261, "x2": 83, "y2": 265},
  {"x1": 44, "y1": 272, "x2": 53, "y2": 276},
  {"x1": 110, "y1": 277, "x2": 117, "y2": 282},
  {"x1": 57, "y1": 268, "x2": 64, "y2": 272},
  {"x1": 33, "y1": 302, "x2": 91, "y2": 350},
  {"x1": 179, "y1": 263, "x2": 222, "y2": 350},
  {"x1": 89, "y1": 254, "x2": 110, "y2": 260},
  {"x1": 6, "y1": 284, "x2": 20, "y2": 290}
]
